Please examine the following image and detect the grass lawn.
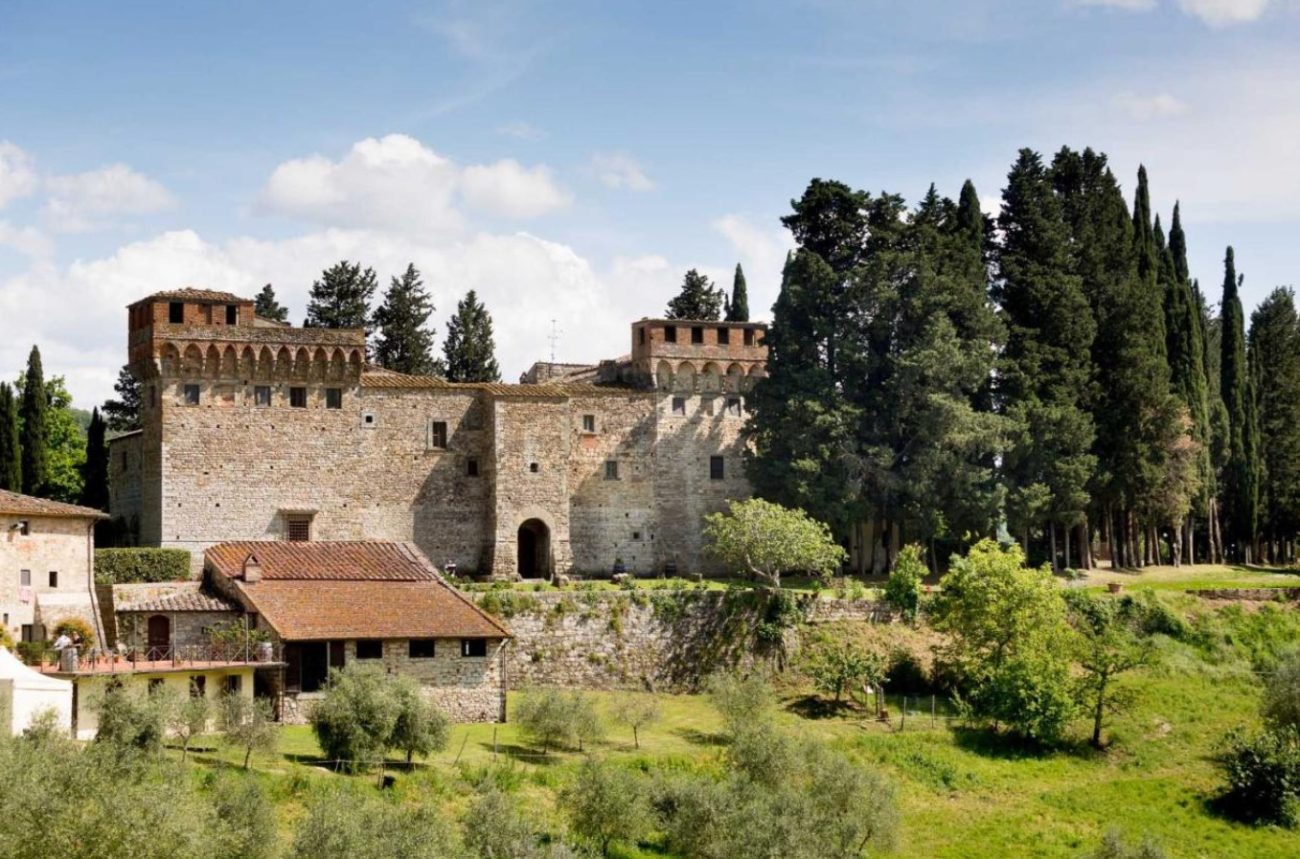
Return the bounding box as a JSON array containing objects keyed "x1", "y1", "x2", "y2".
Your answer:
[
  {"x1": 1077, "y1": 563, "x2": 1300, "y2": 592},
  {"x1": 179, "y1": 652, "x2": 1295, "y2": 859}
]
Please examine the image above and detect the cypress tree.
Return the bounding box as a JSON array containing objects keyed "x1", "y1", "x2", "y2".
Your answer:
[
  {"x1": 724, "y1": 264, "x2": 750, "y2": 322},
  {"x1": 19, "y1": 345, "x2": 47, "y2": 496},
  {"x1": 0, "y1": 382, "x2": 19, "y2": 491},
  {"x1": 996, "y1": 149, "x2": 1096, "y2": 566},
  {"x1": 101, "y1": 365, "x2": 142, "y2": 433},
  {"x1": 665, "y1": 269, "x2": 725, "y2": 320},
  {"x1": 81, "y1": 407, "x2": 108, "y2": 510},
  {"x1": 1219, "y1": 247, "x2": 1255, "y2": 560},
  {"x1": 373, "y1": 264, "x2": 442, "y2": 376},
  {"x1": 442, "y1": 290, "x2": 501, "y2": 383},
  {"x1": 254, "y1": 283, "x2": 289, "y2": 323},
  {"x1": 1248, "y1": 288, "x2": 1300, "y2": 563},
  {"x1": 305, "y1": 261, "x2": 377, "y2": 330}
]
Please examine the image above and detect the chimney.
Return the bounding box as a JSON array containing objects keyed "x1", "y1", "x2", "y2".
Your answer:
[{"x1": 242, "y1": 554, "x2": 262, "y2": 583}]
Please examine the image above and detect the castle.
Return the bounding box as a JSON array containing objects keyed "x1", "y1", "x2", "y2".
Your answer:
[{"x1": 109, "y1": 289, "x2": 768, "y2": 578}]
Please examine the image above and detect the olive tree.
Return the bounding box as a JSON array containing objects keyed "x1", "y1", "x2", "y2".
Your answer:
[
  {"x1": 612, "y1": 693, "x2": 661, "y2": 749},
  {"x1": 560, "y1": 758, "x2": 652, "y2": 857},
  {"x1": 218, "y1": 694, "x2": 278, "y2": 770},
  {"x1": 1263, "y1": 649, "x2": 1300, "y2": 732},
  {"x1": 1065, "y1": 591, "x2": 1152, "y2": 748},
  {"x1": 703, "y1": 498, "x2": 846, "y2": 588},
  {"x1": 390, "y1": 674, "x2": 450, "y2": 765},
  {"x1": 310, "y1": 664, "x2": 401, "y2": 773}
]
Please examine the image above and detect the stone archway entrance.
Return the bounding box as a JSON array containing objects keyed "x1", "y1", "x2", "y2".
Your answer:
[{"x1": 517, "y1": 519, "x2": 551, "y2": 578}]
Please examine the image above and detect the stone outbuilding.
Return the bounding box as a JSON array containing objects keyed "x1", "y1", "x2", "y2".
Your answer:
[
  {"x1": 0, "y1": 490, "x2": 108, "y2": 647},
  {"x1": 204, "y1": 540, "x2": 511, "y2": 722}
]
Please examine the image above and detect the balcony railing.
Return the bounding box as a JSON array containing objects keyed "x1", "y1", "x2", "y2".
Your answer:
[{"x1": 36, "y1": 641, "x2": 282, "y2": 674}]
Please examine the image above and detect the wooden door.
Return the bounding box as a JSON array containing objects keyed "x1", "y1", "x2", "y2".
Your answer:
[{"x1": 146, "y1": 615, "x2": 170, "y2": 659}]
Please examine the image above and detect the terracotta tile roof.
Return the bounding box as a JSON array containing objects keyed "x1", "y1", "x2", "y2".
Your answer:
[
  {"x1": 117, "y1": 589, "x2": 237, "y2": 613},
  {"x1": 0, "y1": 489, "x2": 109, "y2": 520},
  {"x1": 206, "y1": 541, "x2": 438, "y2": 582},
  {"x1": 232, "y1": 578, "x2": 510, "y2": 641},
  {"x1": 133, "y1": 287, "x2": 249, "y2": 304},
  {"x1": 361, "y1": 368, "x2": 635, "y2": 397}
]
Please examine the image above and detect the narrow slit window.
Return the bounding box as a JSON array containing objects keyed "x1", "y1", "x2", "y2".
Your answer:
[
  {"x1": 710, "y1": 455, "x2": 725, "y2": 480},
  {"x1": 467, "y1": 458, "x2": 479, "y2": 477},
  {"x1": 48, "y1": 571, "x2": 57, "y2": 588}
]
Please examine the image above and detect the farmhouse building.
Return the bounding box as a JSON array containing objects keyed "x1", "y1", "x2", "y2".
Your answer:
[{"x1": 108, "y1": 288, "x2": 768, "y2": 579}]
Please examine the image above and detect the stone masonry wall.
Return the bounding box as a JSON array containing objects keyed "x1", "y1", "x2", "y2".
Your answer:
[{"x1": 472, "y1": 590, "x2": 892, "y2": 692}]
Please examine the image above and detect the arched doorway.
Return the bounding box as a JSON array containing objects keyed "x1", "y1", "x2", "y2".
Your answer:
[
  {"x1": 146, "y1": 614, "x2": 170, "y2": 659},
  {"x1": 517, "y1": 519, "x2": 551, "y2": 578}
]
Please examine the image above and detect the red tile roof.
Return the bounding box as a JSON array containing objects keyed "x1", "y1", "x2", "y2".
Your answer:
[
  {"x1": 117, "y1": 590, "x2": 237, "y2": 613},
  {"x1": 206, "y1": 541, "x2": 437, "y2": 582},
  {"x1": 232, "y1": 579, "x2": 510, "y2": 641},
  {"x1": 204, "y1": 540, "x2": 511, "y2": 641},
  {"x1": 0, "y1": 489, "x2": 109, "y2": 520}
]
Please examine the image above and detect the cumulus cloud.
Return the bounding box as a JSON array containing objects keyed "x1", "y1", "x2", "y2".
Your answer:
[
  {"x1": 260, "y1": 134, "x2": 569, "y2": 231},
  {"x1": 0, "y1": 142, "x2": 38, "y2": 209},
  {"x1": 1113, "y1": 92, "x2": 1188, "y2": 120},
  {"x1": 1177, "y1": 0, "x2": 1271, "y2": 25},
  {"x1": 42, "y1": 164, "x2": 175, "y2": 232},
  {"x1": 590, "y1": 153, "x2": 654, "y2": 192},
  {"x1": 460, "y1": 160, "x2": 570, "y2": 218}
]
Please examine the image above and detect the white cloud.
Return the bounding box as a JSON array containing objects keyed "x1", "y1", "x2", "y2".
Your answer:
[
  {"x1": 260, "y1": 134, "x2": 568, "y2": 231},
  {"x1": 460, "y1": 160, "x2": 570, "y2": 218},
  {"x1": 590, "y1": 153, "x2": 654, "y2": 192},
  {"x1": 42, "y1": 164, "x2": 174, "y2": 232},
  {"x1": 0, "y1": 142, "x2": 38, "y2": 209},
  {"x1": 1177, "y1": 0, "x2": 1271, "y2": 25},
  {"x1": 497, "y1": 121, "x2": 545, "y2": 140},
  {"x1": 0, "y1": 222, "x2": 53, "y2": 258},
  {"x1": 1113, "y1": 92, "x2": 1188, "y2": 120}
]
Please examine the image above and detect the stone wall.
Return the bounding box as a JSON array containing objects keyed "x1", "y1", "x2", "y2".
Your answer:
[
  {"x1": 1, "y1": 514, "x2": 99, "y2": 643},
  {"x1": 472, "y1": 589, "x2": 892, "y2": 692},
  {"x1": 1187, "y1": 587, "x2": 1300, "y2": 601}
]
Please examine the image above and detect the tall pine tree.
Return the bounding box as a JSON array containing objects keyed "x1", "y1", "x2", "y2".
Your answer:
[
  {"x1": 101, "y1": 366, "x2": 142, "y2": 433},
  {"x1": 0, "y1": 382, "x2": 19, "y2": 491},
  {"x1": 724, "y1": 263, "x2": 750, "y2": 322},
  {"x1": 81, "y1": 407, "x2": 108, "y2": 510},
  {"x1": 665, "y1": 269, "x2": 725, "y2": 320},
  {"x1": 442, "y1": 290, "x2": 501, "y2": 383},
  {"x1": 995, "y1": 149, "x2": 1096, "y2": 567},
  {"x1": 373, "y1": 264, "x2": 441, "y2": 376},
  {"x1": 1248, "y1": 288, "x2": 1300, "y2": 563},
  {"x1": 305, "y1": 261, "x2": 377, "y2": 330},
  {"x1": 254, "y1": 283, "x2": 289, "y2": 323},
  {"x1": 1219, "y1": 247, "x2": 1256, "y2": 561},
  {"x1": 19, "y1": 345, "x2": 47, "y2": 497}
]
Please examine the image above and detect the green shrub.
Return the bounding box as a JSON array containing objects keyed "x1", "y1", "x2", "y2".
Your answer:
[
  {"x1": 515, "y1": 689, "x2": 602, "y2": 754},
  {"x1": 560, "y1": 758, "x2": 652, "y2": 856},
  {"x1": 95, "y1": 548, "x2": 191, "y2": 584},
  {"x1": 800, "y1": 633, "x2": 886, "y2": 703},
  {"x1": 1217, "y1": 725, "x2": 1300, "y2": 827},
  {"x1": 1264, "y1": 649, "x2": 1300, "y2": 732},
  {"x1": 884, "y1": 545, "x2": 926, "y2": 621}
]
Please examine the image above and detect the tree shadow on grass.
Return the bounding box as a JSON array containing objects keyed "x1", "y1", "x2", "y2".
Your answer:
[
  {"x1": 477, "y1": 742, "x2": 567, "y2": 766},
  {"x1": 785, "y1": 694, "x2": 858, "y2": 720},
  {"x1": 674, "y1": 727, "x2": 727, "y2": 747},
  {"x1": 950, "y1": 726, "x2": 1095, "y2": 761}
]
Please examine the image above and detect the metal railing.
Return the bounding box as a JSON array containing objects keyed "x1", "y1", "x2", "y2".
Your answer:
[{"x1": 46, "y1": 640, "x2": 282, "y2": 673}]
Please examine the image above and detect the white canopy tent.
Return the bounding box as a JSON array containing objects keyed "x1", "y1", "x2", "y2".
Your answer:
[{"x1": 0, "y1": 647, "x2": 73, "y2": 737}]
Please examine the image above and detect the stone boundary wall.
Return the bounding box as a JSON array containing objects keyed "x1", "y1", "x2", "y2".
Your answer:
[
  {"x1": 1187, "y1": 587, "x2": 1300, "y2": 601},
  {"x1": 469, "y1": 589, "x2": 893, "y2": 691}
]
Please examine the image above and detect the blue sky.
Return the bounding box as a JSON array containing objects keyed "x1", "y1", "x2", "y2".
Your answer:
[{"x1": 2, "y1": 0, "x2": 1298, "y2": 407}]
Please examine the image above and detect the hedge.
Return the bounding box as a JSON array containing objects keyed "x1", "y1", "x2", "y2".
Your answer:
[{"x1": 94, "y1": 548, "x2": 192, "y2": 584}]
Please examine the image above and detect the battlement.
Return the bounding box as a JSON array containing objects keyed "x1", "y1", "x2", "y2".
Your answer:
[{"x1": 630, "y1": 319, "x2": 767, "y2": 391}]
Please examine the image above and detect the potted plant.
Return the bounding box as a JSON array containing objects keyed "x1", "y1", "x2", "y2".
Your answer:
[{"x1": 1107, "y1": 582, "x2": 1123, "y2": 594}]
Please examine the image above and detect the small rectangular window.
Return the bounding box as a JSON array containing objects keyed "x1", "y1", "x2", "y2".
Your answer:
[
  {"x1": 664, "y1": 325, "x2": 677, "y2": 343},
  {"x1": 289, "y1": 387, "x2": 307, "y2": 408},
  {"x1": 461, "y1": 639, "x2": 487, "y2": 658},
  {"x1": 20, "y1": 569, "x2": 31, "y2": 586},
  {"x1": 355, "y1": 640, "x2": 383, "y2": 660},
  {"x1": 639, "y1": 328, "x2": 646, "y2": 345},
  {"x1": 726, "y1": 397, "x2": 743, "y2": 417},
  {"x1": 183, "y1": 384, "x2": 200, "y2": 405},
  {"x1": 325, "y1": 388, "x2": 343, "y2": 409},
  {"x1": 582, "y1": 414, "x2": 596, "y2": 433},
  {"x1": 467, "y1": 458, "x2": 479, "y2": 477},
  {"x1": 743, "y1": 328, "x2": 755, "y2": 346},
  {"x1": 224, "y1": 675, "x2": 241, "y2": 695},
  {"x1": 672, "y1": 397, "x2": 686, "y2": 416},
  {"x1": 691, "y1": 326, "x2": 704, "y2": 344},
  {"x1": 226, "y1": 305, "x2": 238, "y2": 325},
  {"x1": 20, "y1": 624, "x2": 35, "y2": 643},
  {"x1": 168, "y1": 301, "x2": 184, "y2": 323},
  {"x1": 17, "y1": 520, "x2": 28, "y2": 536},
  {"x1": 48, "y1": 571, "x2": 57, "y2": 588},
  {"x1": 409, "y1": 639, "x2": 436, "y2": 659},
  {"x1": 190, "y1": 675, "x2": 207, "y2": 698},
  {"x1": 254, "y1": 385, "x2": 271, "y2": 407},
  {"x1": 717, "y1": 327, "x2": 730, "y2": 344},
  {"x1": 285, "y1": 515, "x2": 312, "y2": 542},
  {"x1": 430, "y1": 420, "x2": 448, "y2": 449},
  {"x1": 710, "y1": 455, "x2": 725, "y2": 480},
  {"x1": 605, "y1": 460, "x2": 619, "y2": 480}
]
